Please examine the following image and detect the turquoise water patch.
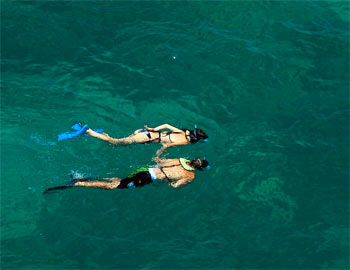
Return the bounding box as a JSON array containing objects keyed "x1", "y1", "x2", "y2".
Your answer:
[{"x1": 1, "y1": 1, "x2": 349, "y2": 269}]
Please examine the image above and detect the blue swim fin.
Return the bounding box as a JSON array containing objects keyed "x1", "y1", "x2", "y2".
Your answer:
[
  {"x1": 58, "y1": 124, "x2": 89, "y2": 141},
  {"x1": 71, "y1": 122, "x2": 82, "y2": 131}
]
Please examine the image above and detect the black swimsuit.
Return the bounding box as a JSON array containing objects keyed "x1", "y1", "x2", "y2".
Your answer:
[
  {"x1": 118, "y1": 161, "x2": 183, "y2": 189},
  {"x1": 117, "y1": 171, "x2": 153, "y2": 189}
]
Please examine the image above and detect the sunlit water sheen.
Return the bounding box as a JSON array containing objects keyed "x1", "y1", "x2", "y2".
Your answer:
[{"x1": 1, "y1": 1, "x2": 349, "y2": 269}]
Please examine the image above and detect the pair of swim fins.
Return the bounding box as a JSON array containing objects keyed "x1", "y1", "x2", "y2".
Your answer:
[{"x1": 57, "y1": 122, "x2": 103, "y2": 141}]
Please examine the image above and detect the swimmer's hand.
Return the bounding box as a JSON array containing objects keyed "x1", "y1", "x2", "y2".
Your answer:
[
  {"x1": 152, "y1": 156, "x2": 161, "y2": 163},
  {"x1": 156, "y1": 142, "x2": 183, "y2": 157},
  {"x1": 152, "y1": 153, "x2": 169, "y2": 163},
  {"x1": 170, "y1": 177, "x2": 193, "y2": 188},
  {"x1": 144, "y1": 125, "x2": 155, "y2": 131},
  {"x1": 156, "y1": 147, "x2": 165, "y2": 157}
]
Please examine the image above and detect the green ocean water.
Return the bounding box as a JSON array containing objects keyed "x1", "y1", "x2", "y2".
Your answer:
[{"x1": 1, "y1": 1, "x2": 349, "y2": 269}]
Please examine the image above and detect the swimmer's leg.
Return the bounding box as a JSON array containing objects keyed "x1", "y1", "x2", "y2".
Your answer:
[
  {"x1": 87, "y1": 129, "x2": 150, "y2": 145},
  {"x1": 44, "y1": 178, "x2": 121, "y2": 193},
  {"x1": 73, "y1": 177, "x2": 121, "y2": 189},
  {"x1": 43, "y1": 177, "x2": 90, "y2": 194},
  {"x1": 86, "y1": 129, "x2": 119, "y2": 143}
]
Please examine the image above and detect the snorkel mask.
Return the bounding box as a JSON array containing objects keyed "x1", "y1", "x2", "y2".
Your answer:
[
  {"x1": 194, "y1": 124, "x2": 209, "y2": 143},
  {"x1": 197, "y1": 157, "x2": 211, "y2": 171}
]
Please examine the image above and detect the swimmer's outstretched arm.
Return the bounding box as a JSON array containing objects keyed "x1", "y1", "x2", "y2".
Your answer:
[
  {"x1": 145, "y1": 124, "x2": 183, "y2": 133},
  {"x1": 152, "y1": 156, "x2": 168, "y2": 163},
  {"x1": 156, "y1": 142, "x2": 184, "y2": 156}
]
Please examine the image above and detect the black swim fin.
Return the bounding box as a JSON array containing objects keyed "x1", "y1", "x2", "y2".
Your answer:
[
  {"x1": 43, "y1": 185, "x2": 74, "y2": 194},
  {"x1": 43, "y1": 178, "x2": 93, "y2": 194}
]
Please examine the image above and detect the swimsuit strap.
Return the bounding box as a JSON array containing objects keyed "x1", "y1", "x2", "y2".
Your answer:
[
  {"x1": 168, "y1": 132, "x2": 173, "y2": 143},
  {"x1": 142, "y1": 131, "x2": 161, "y2": 144},
  {"x1": 151, "y1": 158, "x2": 194, "y2": 180},
  {"x1": 159, "y1": 131, "x2": 178, "y2": 143},
  {"x1": 159, "y1": 131, "x2": 163, "y2": 143},
  {"x1": 145, "y1": 131, "x2": 162, "y2": 144},
  {"x1": 166, "y1": 130, "x2": 186, "y2": 143},
  {"x1": 158, "y1": 163, "x2": 182, "y2": 169},
  {"x1": 159, "y1": 167, "x2": 171, "y2": 181},
  {"x1": 150, "y1": 162, "x2": 182, "y2": 181},
  {"x1": 147, "y1": 130, "x2": 184, "y2": 144}
]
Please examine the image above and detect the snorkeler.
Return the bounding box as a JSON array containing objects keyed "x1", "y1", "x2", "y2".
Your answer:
[
  {"x1": 85, "y1": 123, "x2": 208, "y2": 156},
  {"x1": 58, "y1": 123, "x2": 208, "y2": 156},
  {"x1": 43, "y1": 157, "x2": 210, "y2": 193}
]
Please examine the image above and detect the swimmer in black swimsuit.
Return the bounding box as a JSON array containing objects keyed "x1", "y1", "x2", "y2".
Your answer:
[
  {"x1": 43, "y1": 157, "x2": 210, "y2": 193},
  {"x1": 85, "y1": 123, "x2": 208, "y2": 156}
]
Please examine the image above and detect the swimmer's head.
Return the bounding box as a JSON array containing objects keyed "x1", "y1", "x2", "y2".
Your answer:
[
  {"x1": 190, "y1": 158, "x2": 210, "y2": 171},
  {"x1": 187, "y1": 128, "x2": 208, "y2": 144}
]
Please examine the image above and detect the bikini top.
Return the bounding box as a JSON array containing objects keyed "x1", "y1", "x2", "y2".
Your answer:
[{"x1": 149, "y1": 130, "x2": 189, "y2": 144}]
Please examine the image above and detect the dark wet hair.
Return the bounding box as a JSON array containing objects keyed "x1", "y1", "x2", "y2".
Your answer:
[
  {"x1": 190, "y1": 158, "x2": 209, "y2": 170},
  {"x1": 184, "y1": 128, "x2": 208, "y2": 144}
]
